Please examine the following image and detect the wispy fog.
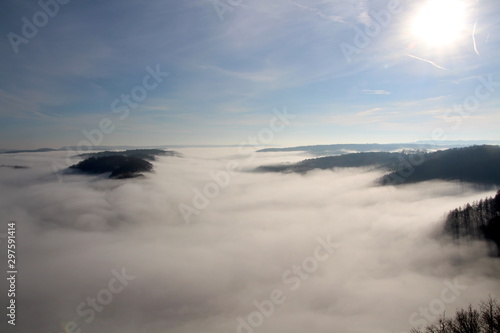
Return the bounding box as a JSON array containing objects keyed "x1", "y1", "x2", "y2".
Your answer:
[{"x1": 0, "y1": 148, "x2": 498, "y2": 333}]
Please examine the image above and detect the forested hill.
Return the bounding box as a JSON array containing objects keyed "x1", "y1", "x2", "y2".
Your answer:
[
  {"x1": 444, "y1": 190, "x2": 500, "y2": 256},
  {"x1": 380, "y1": 145, "x2": 500, "y2": 185},
  {"x1": 255, "y1": 151, "x2": 405, "y2": 173},
  {"x1": 78, "y1": 149, "x2": 180, "y2": 161},
  {"x1": 70, "y1": 156, "x2": 153, "y2": 179},
  {"x1": 69, "y1": 149, "x2": 179, "y2": 179},
  {"x1": 256, "y1": 145, "x2": 500, "y2": 187}
]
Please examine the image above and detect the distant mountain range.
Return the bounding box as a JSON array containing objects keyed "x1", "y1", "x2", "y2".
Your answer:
[
  {"x1": 0, "y1": 144, "x2": 258, "y2": 154},
  {"x1": 257, "y1": 141, "x2": 500, "y2": 156},
  {"x1": 0, "y1": 148, "x2": 59, "y2": 154},
  {"x1": 3, "y1": 141, "x2": 500, "y2": 155},
  {"x1": 0, "y1": 164, "x2": 29, "y2": 169},
  {"x1": 256, "y1": 145, "x2": 500, "y2": 186},
  {"x1": 257, "y1": 143, "x2": 435, "y2": 155}
]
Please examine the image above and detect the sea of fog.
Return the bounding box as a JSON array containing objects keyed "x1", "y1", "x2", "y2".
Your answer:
[{"x1": 0, "y1": 147, "x2": 498, "y2": 333}]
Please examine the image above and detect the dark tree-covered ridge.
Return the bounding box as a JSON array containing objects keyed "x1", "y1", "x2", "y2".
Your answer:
[
  {"x1": 69, "y1": 149, "x2": 180, "y2": 179},
  {"x1": 380, "y1": 145, "x2": 500, "y2": 185},
  {"x1": 78, "y1": 148, "x2": 180, "y2": 161},
  {"x1": 256, "y1": 145, "x2": 500, "y2": 187},
  {"x1": 70, "y1": 155, "x2": 153, "y2": 179},
  {"x1": 255, "y1": 151, "x2": 408, "y2": 173}
]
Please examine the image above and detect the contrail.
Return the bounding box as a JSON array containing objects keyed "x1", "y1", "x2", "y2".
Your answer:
[
  {"x1": 472, "y1": 0, "x2": 480, "y2": 55},
  {"x1": 404, "y1": 53, "x2": 449, "y2": 71},
  {"x1": 472, "y1": 20, "x2": 480, "y2": 55}
]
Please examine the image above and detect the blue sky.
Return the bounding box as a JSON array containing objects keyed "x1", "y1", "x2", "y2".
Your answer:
[{"x1": 1, "y1": 0, "x2": 499, "y2": 149}]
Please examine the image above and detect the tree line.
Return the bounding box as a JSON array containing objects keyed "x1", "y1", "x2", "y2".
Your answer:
[
  {"x1": 410, "y1": 297, "x2": 499, "y2": 333},
  {"x1": 444, "y1": 190, "x2": 500, "y2": 256}
]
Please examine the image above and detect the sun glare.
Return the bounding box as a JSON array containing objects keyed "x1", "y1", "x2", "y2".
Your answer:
[{"x1": 410, "y1": 0, "x2": 468, "y2": 47}]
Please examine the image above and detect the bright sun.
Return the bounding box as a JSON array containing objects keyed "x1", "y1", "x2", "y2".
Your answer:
[{"x1": 410, "y1": 0, "x2": 468, "y2": 47}]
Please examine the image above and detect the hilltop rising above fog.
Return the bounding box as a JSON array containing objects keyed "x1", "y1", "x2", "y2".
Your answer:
[
  {"x1": 77, "y1": 149, "x2": 180, "y2": 161},
  {"x1": 69, "y1": 149, "x2": 179, "y2": 179},
  {"x1": 256, "y1": 145, "x2": 500, "y2": 186}
]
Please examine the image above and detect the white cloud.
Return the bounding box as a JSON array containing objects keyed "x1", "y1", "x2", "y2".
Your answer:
[
  {"x1": 356, "y1": 0, "x2": 372, "y2": 26},
  {"x1": 361, "y1": 89, "x2": 391, "y2": 95}
]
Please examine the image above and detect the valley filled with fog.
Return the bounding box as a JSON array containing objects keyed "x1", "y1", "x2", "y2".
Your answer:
[{"x1": 0, "y1": 148, "x2": 498, "y2": 333}]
